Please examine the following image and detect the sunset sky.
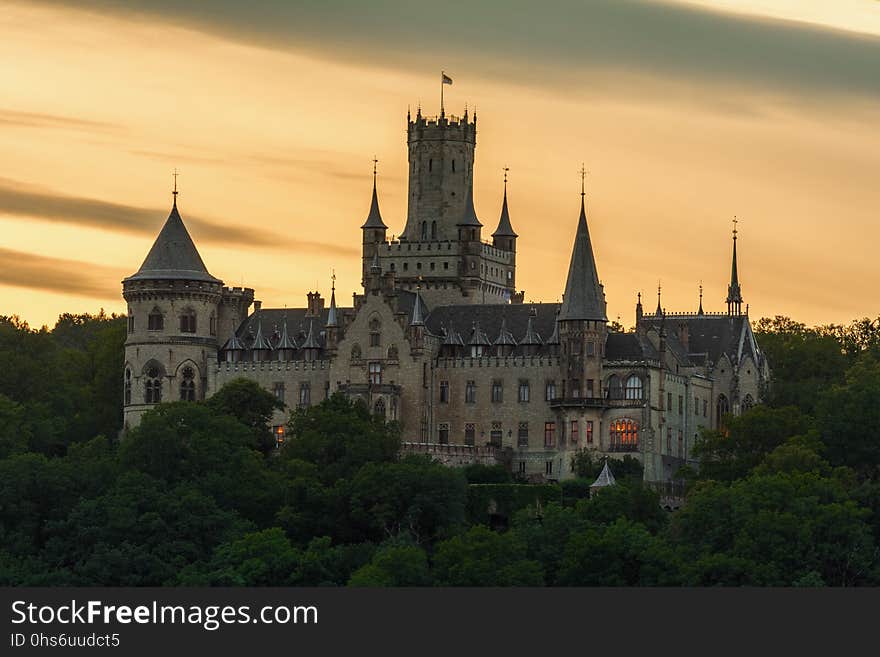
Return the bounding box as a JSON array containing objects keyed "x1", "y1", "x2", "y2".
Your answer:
[{"x1": 1, "y1": 0, "x2": 879, "y2": 329}]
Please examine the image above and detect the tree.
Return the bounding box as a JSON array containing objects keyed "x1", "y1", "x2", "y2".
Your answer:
[
  {"x1": 577, "y1": 481, "x2": 668, "y2": 535},
  {"x1": 205, "y1": 378, "x2": 284, "y2": 454},
  {"x1": 692, "y1": 405, "x2": 811, "y2": 482},
  {"x1": 432, "y1": 526, "x2": 544, "y2": 586},
  {"x1": 348, "y1": 540, "x2": 431, "y2": 586},
  {"x1": 283, "y1": 393, "x2": 400, "y2": 483}
]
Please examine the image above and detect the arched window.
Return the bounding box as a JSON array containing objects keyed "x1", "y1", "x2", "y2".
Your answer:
[
  {"x1": 431, "y1": 221, "x2": 437, "y2": 239},
  {"x1": 209, "y1": 313, "x2": 216, "y2": 336},
  {"x1": 179, "y1": 366, "x2": 196, "y2": 401},
  {"x1": 421, "y1": 221, "x2": 428, "y2": 240},
  {"x1": 144, "y1": 363, "x2": 163, "y2": 404},
  {"x1": 609, "y1": 418, "x2": 639, "y2": 452},
  {"x1": 180, "y1": 309, "x2": 197, "y2": 334},
  {"x1": 390, "y1": 397, "x2": 398, "y2": 421},
  {"x1": 124, "y1": 369, "x2": 132, "y2": 406},
  {"x1": 148, "y1": 307, "x2": 164, "y2": 331},
  {"x1": 624, "y1": 375, "x2": 643, "y2": 400},
  {"x1": 716, "y1": 394, "x2": 730, "y2": 428},
  {"x1": 607, "y1": 375, "x2": 623, "y2": 400},
  {"x1": 374, "y1": 397, "x2": 386, "y2": 418},
  {"x1": 351, "y1": 344, "x2": 362, "y2": 360},
  {"x1": 742, "y1": 394, "x2": 754, "y2": 412}
]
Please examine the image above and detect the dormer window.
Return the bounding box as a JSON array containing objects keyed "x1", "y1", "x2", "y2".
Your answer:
[{"x1": 179, "y1": 366, "x2": 196, "y2": 401}]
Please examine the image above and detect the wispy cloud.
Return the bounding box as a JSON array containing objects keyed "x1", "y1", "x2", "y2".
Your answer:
[
  {"x1": 0, "y1": 108, "x2": 117, "y2": 132},
  {"x1": 32, "y1": 0, "x2": 880, "y2": 104},
  {"x1": 0, "y1": 247, "x2": 124, "y2": 298},
  {"x1": 0, "y1": 177, "x2": 357, "y2": 256}
]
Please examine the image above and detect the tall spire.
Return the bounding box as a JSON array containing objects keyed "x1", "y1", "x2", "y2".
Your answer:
[
  {"x1": 492, "y1": 167, "x2": 517, "y2": 238},
  {"x1": 361, "y1": 157, "x2": 387, "y2": 229},
  {"x1": 326, "y1": 272, "x2": 338, "y2": 328},
  {"x1": 698, "y1": 282, "x2": 704, "y2": 315},
  {"x1": 411, "y1": 287, "x2": 426, "y2": 326},
  {"x1": 558, "y1": 171, "x2": 607, "y2": 322},
  {"x1": 726, "y1": 217, "x2": 743, "y2": 316},
  {"x1": 655, "y1": 282, "x2": 662, "y2": 316}
]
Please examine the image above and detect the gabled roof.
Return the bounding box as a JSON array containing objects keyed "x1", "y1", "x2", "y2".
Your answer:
[
  {"x1": 276, "y1": 318, "x2": 298, "y2": 350},
  {"x1": 221, "y1": 331, "x2": 245, "y2": 351},
  {"x1": 468, "y1": 322, "x2": 492, "y2": 346},
  {"x1": 126, "y1": 200, "x2": 222, "y2": 284},
  {"x1": 494, "y1": 318, "x2": 517, "y2": 346},
  {"x1": 301, "y1": 319, "x2": 320, "y2": 349},
  {"x1": 521, "y1": 314, "x2": 543, "y2": 345},
  {"x1": 250, "y1": 320, "x2": 272, "y2": 350},
  {"x1": 558, "y1": 195, "x2": 606, "y2": 322}
]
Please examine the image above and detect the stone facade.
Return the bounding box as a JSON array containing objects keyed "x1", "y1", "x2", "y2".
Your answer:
[{"x1": 122, "y1": 101, "x2": 769, "y2": 484}]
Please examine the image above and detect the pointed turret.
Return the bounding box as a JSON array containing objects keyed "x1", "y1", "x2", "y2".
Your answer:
[
  {"x1": 492, "y1": 171, "x2": 517, "y2": 238},
  {"x1": 726, "y1": 220, "x2": 743, "y2": 316},
  {"x1": 458, "y1": 181, "x2": 483, "y2": 227},
  {"x1": 277, "y1": 316, "x2": 298, "y2": 350},
  {"x1": 410, "y1": 290, "x2": 426, "y2": 326},
  {"x1": 361, "y1": 160, "x2": 387, "y2": 230},
  {"x1": 591, "y1": 460, "x2": 617, "y2": 490},
  {"x1": 326, "y1": 282, "x2": 339, "y2": 328},
  {"x1": 494, "y1": 318, "x2": 517, "y2": 347},
  {"x1": 558, "y1": 190, "x2": 607, "y2": 322},
  {"x1": 125, "y1": 196, "x2": 221, "y2": 284},
  {"x1": 655, "y1": 283, "x2": 662, "y2": 316},
  {"x1": 521, "y1": 312, "x2": 543, "y2": 346},
  {"x1": 301, "y1": 319, "x2": 320, "y2": 350}
]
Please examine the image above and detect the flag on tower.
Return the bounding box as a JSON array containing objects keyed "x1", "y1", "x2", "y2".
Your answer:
[{"x1": 442, "y1": 73, "x2": 453, "y2": 85}]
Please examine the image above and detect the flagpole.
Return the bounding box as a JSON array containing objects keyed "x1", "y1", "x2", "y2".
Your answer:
[{"x1": 440, "y1": 70, "x2": 445, "y2": 116}]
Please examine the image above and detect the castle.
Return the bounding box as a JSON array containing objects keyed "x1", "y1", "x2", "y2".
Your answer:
[{"x1": 122, "y1": 101, "x2": 769, "y2": 483}]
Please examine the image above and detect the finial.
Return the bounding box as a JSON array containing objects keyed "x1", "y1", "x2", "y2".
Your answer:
[
  {"x1": 503, "y1": 166, "x2": 509, "y2": 189},
  {"x1": 172, "y1": 168, "x2": 179, "y2": 204},
  {"x1": 579, "y1": 163, "x2": 586, "y2": 198},
  {"x1": 372, "y1": 156, "x2": 378, "y2": 183},
  {"x1": 732, "y1": 215, "x2": 738, "y2": 239},
  {"x1": 637, "y1": 291, "x2": 641, "y2": 304},
  {"x1": 331, "y1": 268, "x2": 336, "y2": 291}
]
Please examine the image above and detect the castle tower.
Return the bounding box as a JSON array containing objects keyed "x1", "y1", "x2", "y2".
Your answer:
[
  {"x1": 726, "y1": 219, "x2": 743, "y2": 316},
  {"x1": 401, "y1": 106, "x2": 477, "y2": 242},
  {"x1": 557, "y1": 179, "x2": 608, "y2": 401},
  {"x1": 122, "y1": 185, "x2": 223, "y2": 430},
  {"x1": 491, "y1": 169, "x2": 518, "y2": 289}
]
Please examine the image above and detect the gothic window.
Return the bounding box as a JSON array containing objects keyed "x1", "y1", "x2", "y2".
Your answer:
[
  {"x1": 470, "y1": 344, "x2": 483, "y2": 358},
  {"x1": 431, "y1": 221, "x2": 437, "y2": 239},
  {"x1": 148, "y1": 308, "x2": 164, "y2": 331},
  {"x1": 452, "y1": 159, "x2": 456, "y2": 172},
  {"x1": 209, "y1": 313, "x2": 216, "y2": 336},
  {"x1": 491, "y1": 379, "x2": 503, "y2": 403},
  {"x1": 571, "y1": 379, "x2": 580, "y2": 399},
  {"x1": 742, "y1": 394, "x2": 755, "y2": 412},
  {"x1": 703, "y1": 399, "x2": 708, "y2": 417},
  {"x1": 387, "y1": 344, "x2": 398, "y2": 361},
  {"x1": 421, "y1": 222, "x2": 427, "y2": 240},
  {"x1": 490, "y1": 424, "x2": 502, "y2": 447},
  {"x1": 144, "y1": 364, "x2": 163, "y2": 404},
  {"x1": 586, "y1": 341, "x2": 595, "y2": 356},
  {"x1": 299, "y1": 382, "x2": 311, "y2": 407},
  {"x1": 127, "y1": 310, "x2": 134, "y2": 333},
  {"x1": 180, "y1": 309, "x2": 197, "y2": 334},
  {"x1": 428, "y1": 158, "x2": 433, "y2": 172},
  {"x1": 274, "y1": 381, "x2": 285, "y2": 403},
  {"x1": 123, "y1": 369, "x2": 132, "y2": 406},
  {"x1": 439, "y1": 380, "x2": 449, "y2": 403},
  {"x1": 625, "y1": 375, "x2": 643, "y2": 400},
  {"x1": 570, "y1": 420, "x2": 579, "y2": 444},
  {"x1": 585, "y1": 420, "x2": 594, "y2": 444},
  {"x1": 464, "y1": 423, "x2": 475, "y2": 446},
  {"x1": 374, "y1": 397, "x2": 386, "y2": 418},
  {"x1": 351, "y1": 344, "x2": 362, "y2": 360},
  {"x1": 390, "y1": 397, "x2": 398, "y2": 421},
  {"x1": 545, "y1": 380, "x2": 556, "y2": 401},
  {"x1": 544, "y1": 422, "x2": 556, "y2": 448},
  {"x1": 518, "y1": 379, "x2": 530, "y2": 403},
  {"x1": 607, "y1": 375, "x2": 623, "y2": 400},
  {"x1": 678, "y1": 429, "x2": 684, "y2": 458},
  {"x1": 465, "y1": 380, "x2": 476, "y2": 404},
  {"x1": 586, "y1": 379, "x2": 594, "y2": 397},
  {"x1": 390, "y1": 263, "x2": 396, "y2": 271},
  {"x1": 369, "y1": 362, "x2": 382, "y2": 385},
  {"x1": 667, "y1": 392, "x2": 672, "y2": 410},
  {"x1": 438, "y1": 423, "x2": 449, "y2": 444},
  {"x1": 403, "y1": 262, "x2": 408, "y2": 271},
  {"x1": 517, "y1": 422, "x2": 529, "y2": 447},
  {"x1": 678, "y1": 395, "x2": 684, "y2": 415},
  {"x1": 545, "y1": 461, "x2": 553, "y2": 476},
  {"x1": 609, "y1": 418, "x2": 639, "y2": 452},
  {"x1": 716, "y1": 394, "x2": 730, "y2": 428},
  {"x1": 179, "y1": 366, "x2": 196, "y2": 401}
]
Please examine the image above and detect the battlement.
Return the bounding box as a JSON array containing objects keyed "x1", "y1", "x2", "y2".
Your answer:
[
  {"x1": 641, "y1": 311, "x2": 733, "y2": 319},
  {"x1": 436, "y1": 355, "x2": 560, "y2": 369},
  {"x1": 408, "y1": 111, "x2": 476, "y2": 143}
]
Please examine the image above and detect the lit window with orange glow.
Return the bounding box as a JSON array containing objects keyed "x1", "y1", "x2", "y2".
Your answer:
[{"x1": 609, "y1": 418, "x2": 639, "y2": 452}]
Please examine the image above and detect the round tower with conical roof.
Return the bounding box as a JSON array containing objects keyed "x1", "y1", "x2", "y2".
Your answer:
[{"x1": 121, "y1": 190, "x2": 224, "y2": 430}]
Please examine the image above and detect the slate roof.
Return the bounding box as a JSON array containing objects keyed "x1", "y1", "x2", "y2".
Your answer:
[
  {"x1": 558, "y1": 196, "x2": 606, "y2": 322},
  {"x1": 361, "y1": 176, "x2": 387, "y2": 229},
  {"x1": 425, "y1": 303, "x2": 561, "y2": 346},
  {"x1": 458, "y1": 182, "x2": 483, "y2": 227},
  {"x1": 604, "y1": 332, "x2": 659, "y2": 361},
  {"x1": 126, "y1": 201, "x2": 222, "y2": 284},
  {"x1": 591, "y1": 461, "x2": 616, "y2": 488}
]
